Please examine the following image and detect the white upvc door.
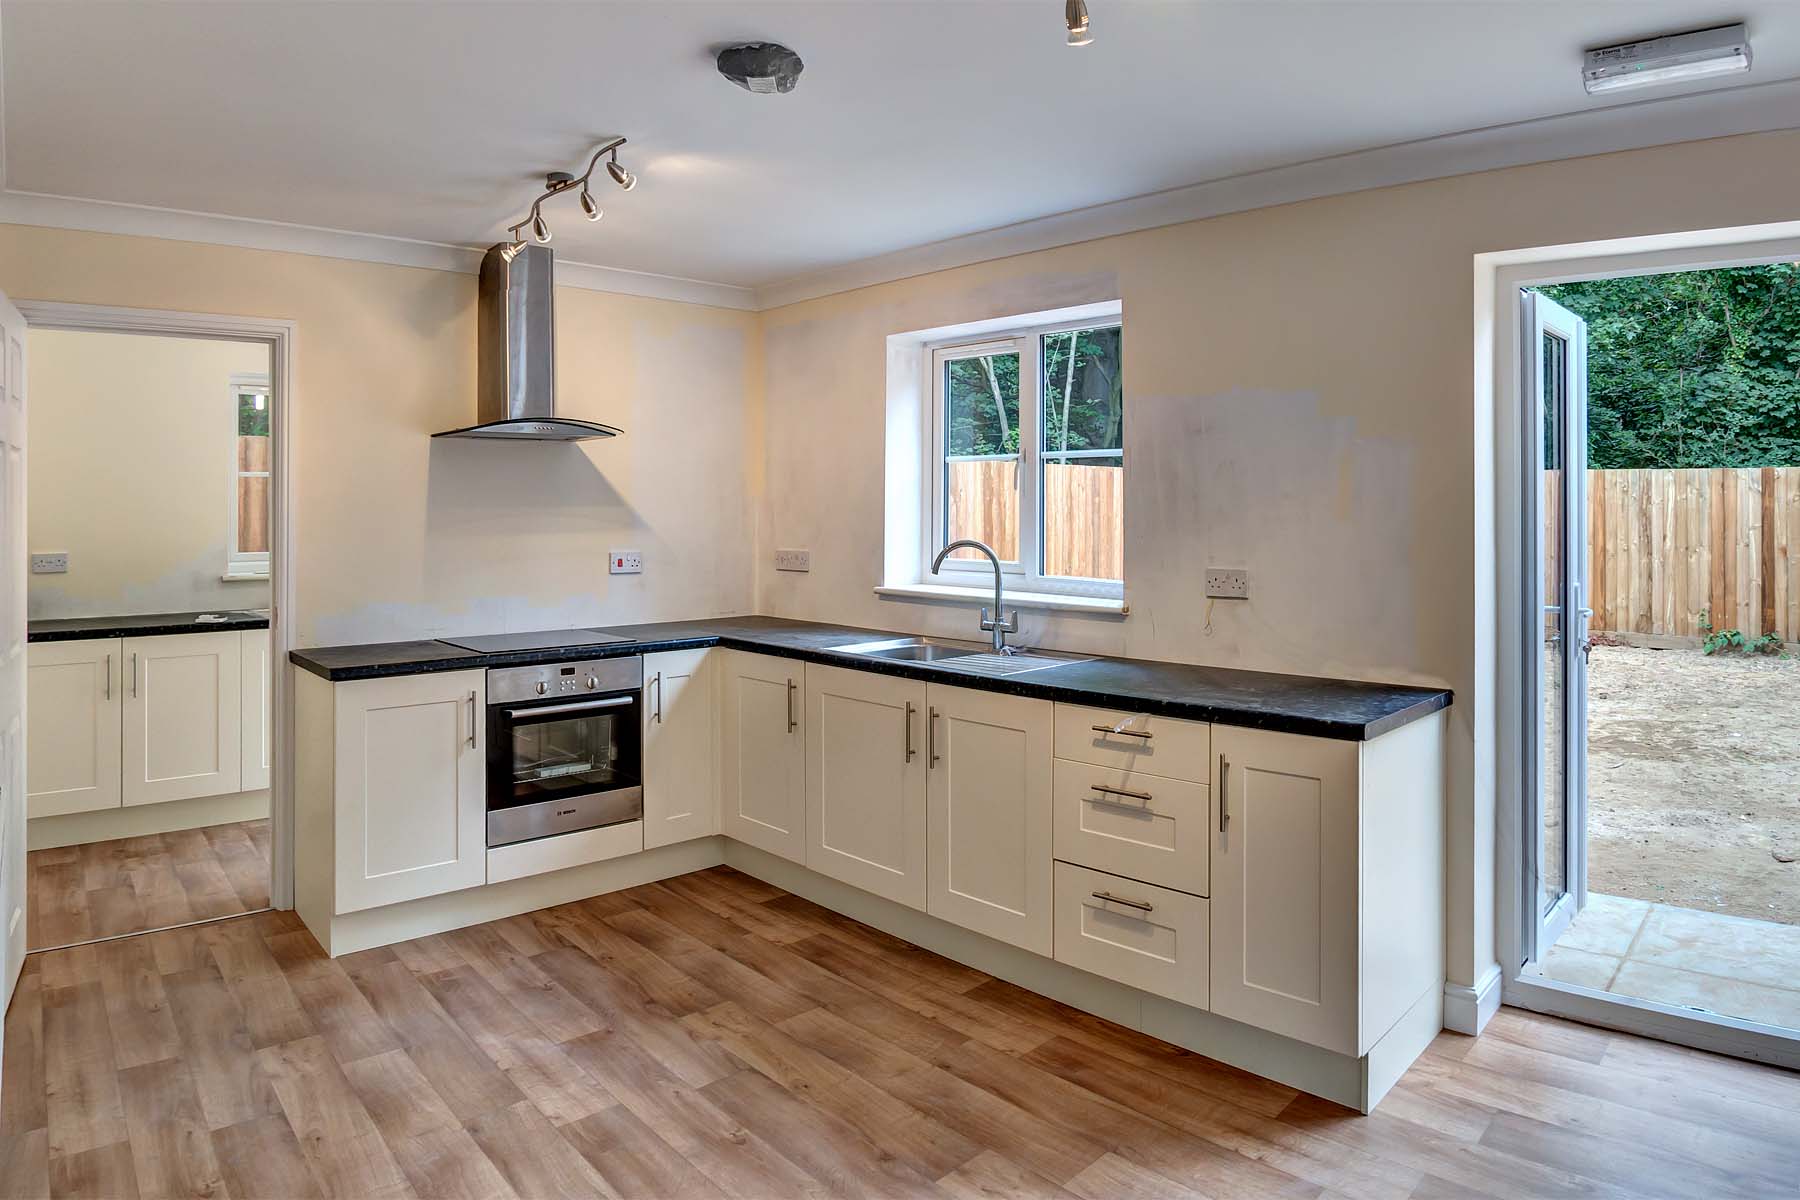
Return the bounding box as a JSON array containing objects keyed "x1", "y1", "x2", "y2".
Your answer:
[
  {"x1": 240, "y1": 629, "x2": 272, "y2": 791},
  {"x1": 926, "y1": 683, "x2": 1053, "y2": 953},
  {"x1": 805, "y1": 664, "x2": 928, "y2": 910},
  {"x1": 1522, "y1": 291, "x2": 1591, "y2": 963},
  {"x1": 0, "y1": 289, "x2": 27, "y2": 1007},
  {"x1": 718, "y1": 652, "x2": 807, "y2": 863},
  {"x1": 1209, "y1": 725, "x2": 1360, "y2": 1056},
  {"x1": 642, "y1": 647, "x2": 717, "y2": 849},
  {"x1": 333, "y1": 669, "x2": 486, "y2": 913},
  {"x1": 122, "y1": 631, "x2": 243, "y2": 806},
  {"x1": 26, "y1": 639, "x2": 123, "y2": 817}
]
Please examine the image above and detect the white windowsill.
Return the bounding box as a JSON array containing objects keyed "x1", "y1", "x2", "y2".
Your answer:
[
  {"x1": 222, "y1": 572, "x2": 270, "y2": 583},
  {"x1": 874, "y1": 582, "x2": 1127, "y2": 616}
]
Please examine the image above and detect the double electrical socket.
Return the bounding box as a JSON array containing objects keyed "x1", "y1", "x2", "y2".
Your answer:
[
  {"x1": 1204, "y1": 568, "x2": 1248, "y2": 599},
  {"x1": 774, "y1": 548, "x2": 811, "y2": 572},
  {"x1": 608, "y1": 549, "x2": 643, "y2": 575},
  {"x1": 30, "y1": 552, "x2": 68, "y2": 574}
]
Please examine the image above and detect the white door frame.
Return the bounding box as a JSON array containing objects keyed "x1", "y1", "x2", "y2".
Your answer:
[
  {"x1": 1486, "y1": 226, "x2": 1800, "y2": 1069},
  {"x1": 17, "y1": 301, "x2": 298, "y2": 911}
]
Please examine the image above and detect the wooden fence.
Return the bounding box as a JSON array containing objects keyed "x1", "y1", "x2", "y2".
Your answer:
[
  {"x1": 946, "y1": 460, "x2": 1123, "y2": 580},
  {"x1": 237, "y1": 435, "x2": 270, "y2": 554},
  {"x1": 1553, "y1": 467, "x2": 1800, "y2": 643}
]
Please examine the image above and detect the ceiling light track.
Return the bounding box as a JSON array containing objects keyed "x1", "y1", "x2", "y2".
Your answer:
[{"x1": 502, "y1": 137, "x2": 639, "y2": 259}]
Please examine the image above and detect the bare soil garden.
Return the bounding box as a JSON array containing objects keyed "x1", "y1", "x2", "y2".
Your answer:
[{"x1": 1587, "y1": 643, "x2": 1800, "y2": 926}]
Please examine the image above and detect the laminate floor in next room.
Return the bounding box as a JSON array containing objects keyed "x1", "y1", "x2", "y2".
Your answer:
[
  {"x1": 25, "y1": 819, "x2": 271, "y2": 951},
  {"x1": 2, "y1": 865, "x2": 1798, "y2": 1199}
]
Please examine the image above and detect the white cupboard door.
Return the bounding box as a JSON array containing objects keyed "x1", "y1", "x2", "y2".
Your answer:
[
  {"x1": 927, "y1": 684, "x2": 1053, "y2": 953},
  {"x1": 1210, "y1": 725, "x2": 1360, "y2": 1055},
  {"x1": 642, "y1": 648, "x2": 717, "y2": 849},
  {"x1": 122, "y1": 631, "x2": 242, "y2": 806},
  {"x1": 0, "y1": 287, "x2": 27, "y2": 1003},
  {"x1": 26, "y1": 639, "x2": 123, "y2": 818},
  {"x1": 240, "y1": 630, "x2": 272, "y2": 791},
  {"x1": 805, "y1": 665, "x2": 927, "y2": 910},
  {"x1": 333, "y1": 669, "x2": 485, "y2": 913},
  {"x1": 718, "y1": 652, "x2": 806, "y2": 864}
]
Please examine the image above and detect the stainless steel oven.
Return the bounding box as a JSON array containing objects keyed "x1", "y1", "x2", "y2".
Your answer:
[{"x1": 485, "y1": 656, "x2": 643, "y2": 847}]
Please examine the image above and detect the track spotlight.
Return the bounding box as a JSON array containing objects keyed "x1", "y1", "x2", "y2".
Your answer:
[
  {"x1": 531, "y1": 212, "x2": 552, "y2": 244},
  {"x1": 606, "y1": 155, "x2": 637, "y2": 191},
  {"x1": 579, "y1": 186, "x2": 603, "y2": 220},
  {"x1": 1066, "y1": 0, "x2": 1092, "y2": 46},
  {"x1": 498, "y1": 240, "x2": 528, "y2": 263},
  {"x1": 502, "y1": 137, "x2": 635, "y2": 250}
]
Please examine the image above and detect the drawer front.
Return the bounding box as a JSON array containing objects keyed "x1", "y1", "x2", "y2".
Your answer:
[
  {"x1": 1053, "y1": 703, "x2": 1211, "y2": 782},
  {"x1": 1052, "y1": 861, "x2": 1209, "y2": 1010},
  {"x1": 1052, "y1": 759, "x2": 1208, "y2": 896}
]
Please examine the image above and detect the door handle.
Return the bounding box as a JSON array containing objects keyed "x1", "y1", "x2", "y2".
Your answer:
[
  {"x1": 651, "y1": 671, "x2": 664, "y2": 724},
  {"x1": 904, "y1": 701, "x2": 916, "y2": 763},
  {"x1": 131, "y1": 652, "x2": 139, "y2": 699},
  {"x1": 786, "y1": 678, "x2": 797, "y2": 733},
  {"x1": 467, "y1": 691, "x2": 478, "y2": 748},
  {"x1": 928, "y1": 706, "x2": 940, "y2": 767},
  {"x1": 1218, "y1": 755, "x2": 1230, "y2": 832},
  {"x1": 104, "y1": 653, "x2": 112, "y2": 700}
]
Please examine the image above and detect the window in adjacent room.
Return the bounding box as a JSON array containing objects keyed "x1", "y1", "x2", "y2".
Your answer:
[
  {"x1": 227, "y1": 373, "x2": 271, "y2": 579},
  {"x1": 929, "y1": 316, "x2": 1122, "y2": 596}
]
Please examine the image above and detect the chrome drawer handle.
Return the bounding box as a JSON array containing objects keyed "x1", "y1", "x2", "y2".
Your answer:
[
  {"x1": 1091, "y1": 890, "x2": 1154, "y2": 914},
  {"x1": 1091, "y1": 722, "x2": 1152, "y2": 740},
  {"x1": 903, "y1": 701, "x2": 916, "y2": 763},
  {"x1": 1090, "y1": 783, "x2": 1152, "y2": 804}
]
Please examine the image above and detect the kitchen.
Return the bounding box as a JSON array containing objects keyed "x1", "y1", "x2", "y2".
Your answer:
[{"x1": 0, "y1": 4, "x2": 1797, "y2": 1199}]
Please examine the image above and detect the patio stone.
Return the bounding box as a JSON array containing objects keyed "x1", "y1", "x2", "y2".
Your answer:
[
  {"x1": 1539, "y1": 943, "x2": 1622, "y2": 990},
  {"x1": 1629, "y1": 903, "x2": 1800, "y2": 992},
  {"x1": 1611, "y1": 961, "x2": 1800, "y2": 1030},
  {"x1": 1558, "y1": 892, "x2": 1649, "y2": 957}
]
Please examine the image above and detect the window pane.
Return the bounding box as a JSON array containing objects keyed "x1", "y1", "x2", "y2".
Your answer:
[
  {"x1": 237, "y1": 391, "x2": 269, "y2": 437},
  {"x1": 237, "y1": 475, "x2": 270, "y2": 554},
  {"x1": 1041, "y1": 326, "x2": 1123, "y2": 581},
  {"x1": 944, "y1": 351, "x2": 1020, "y2": 561}
]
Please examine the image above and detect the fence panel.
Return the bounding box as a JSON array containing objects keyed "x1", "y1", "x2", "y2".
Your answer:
[{"x1": 945, "y1": 459, "x2": 1122, "y2": 581}]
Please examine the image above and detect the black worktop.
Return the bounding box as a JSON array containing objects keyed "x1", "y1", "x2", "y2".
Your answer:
[
  {"x1": 29, "y1": 610, "x2": 270, "y2": 643},
  {"x1": 290, "y1": 616, "x2": 1450, "y2": 741}
]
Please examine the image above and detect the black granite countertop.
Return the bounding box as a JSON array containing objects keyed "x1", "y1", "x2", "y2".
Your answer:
[
  {"x1": 30, "y1": 610, "x2": 270, "y2": 643},
  {"x1": 290, "y1": 616, "x2": 1450, "y2": 741}
]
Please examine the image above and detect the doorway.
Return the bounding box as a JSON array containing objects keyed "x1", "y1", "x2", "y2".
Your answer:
[
  {"x1": 1511, "y1": 256, "x2": 1800, "y2": 1062},
  {"x1": 6, "y1": 301, "x2": 295, "y2": 967}
]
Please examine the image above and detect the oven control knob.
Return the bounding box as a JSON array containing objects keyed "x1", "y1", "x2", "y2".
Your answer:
[
  {"x1": 585, "y1": 674, "x2": 599, "y2": 690},
  {"x1": 535, "y1": 681, "x2": 548, "y2": 696}
]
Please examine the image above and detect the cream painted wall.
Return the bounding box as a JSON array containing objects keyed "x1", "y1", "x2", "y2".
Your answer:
[
  {"x1": 0, "y1": 227, "x2": 761, "y2": 646},
  {"x1": 754, "y1": 129, "x2": 1800, "y2": 1001},
  {"x1": 28, "y1": 329, "x2": 271, "y2": 618}
]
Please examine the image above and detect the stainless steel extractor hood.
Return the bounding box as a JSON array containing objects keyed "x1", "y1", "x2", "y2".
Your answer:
[{"x1": 432, "y1": 243, "x2": 622, "y2": 441}]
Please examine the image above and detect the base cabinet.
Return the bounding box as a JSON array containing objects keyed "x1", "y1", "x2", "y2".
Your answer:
[
  {"x1": 719, "y1": 651, "x2": 806, "y2": 863},
  {"x1": 123, "y1": 631, "x2": 242, "y2": 807},
  {"x1": 1053, "y1": 860, "x2": 1209, "y2": 1008},
  {"x1": 805, "y1": 665, "x2": 928, "y2": 909},
  {"x1": 331, "y1": 669, "x2": 486, "y2": 914},
  {"x1": 642, "y1": 648, "x2": 717, "y2": 849},
  {"x1": 927, "y1": 684, "x2": 1053, "y2": 954},
  {"x1": 25, "y1": 639, "x2": 122, "y2": 818},
  {"x1": 240, "y1": 630, "x2": 272, "y2": 791}
]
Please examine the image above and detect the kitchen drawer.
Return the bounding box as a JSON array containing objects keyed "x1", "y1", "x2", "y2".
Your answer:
[
  {"x1": 1052, "y1": 759, "x2": 1208, "y2": 896},
  {"x1": 1053, "y1": 703, "x2": 1211, "y2": 782},
  {"x1": 1053, "y1": 861, "x2": 1209, "y2": 1010}
]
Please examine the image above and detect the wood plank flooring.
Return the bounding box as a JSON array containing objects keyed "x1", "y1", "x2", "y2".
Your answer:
[
  {"x1": 26, "y1": 820, "x2": 271, "y2": 951},
  {"x1": 3, "y1": 864, "x2": 1797, "y2": 1199}
]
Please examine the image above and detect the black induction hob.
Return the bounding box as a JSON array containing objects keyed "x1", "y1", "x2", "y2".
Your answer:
[{"x1": 438, "y1": 629, "x2": 635, "y2": 654}]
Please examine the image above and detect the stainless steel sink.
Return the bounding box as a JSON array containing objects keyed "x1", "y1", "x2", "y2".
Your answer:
[{"x1": 830, "y1": 637, "x2": 1091, "y2": 677}]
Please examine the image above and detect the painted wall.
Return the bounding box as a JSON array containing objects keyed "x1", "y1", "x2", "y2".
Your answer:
[
  {"x1": 28, "y1": 329, "x2": 271, "y2": 618},
  {"x1": 754, "y1": 128, "x2": 1800, "y2": 1000},
  {"x1": 0, "y1": 227, "x2": 761, "y2": 646}
]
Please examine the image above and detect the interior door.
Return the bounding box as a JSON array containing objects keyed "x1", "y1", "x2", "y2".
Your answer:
[
  {"x1": 1522, "y1": 290, "x2": 1590, "y2": 963},
  {"x1": 0, "y1": 290, "x2": 27, "y2": 1009}
]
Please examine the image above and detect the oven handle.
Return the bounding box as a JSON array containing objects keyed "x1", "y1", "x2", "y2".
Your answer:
[{"x1": 502, "y1": 694, "x2": 637, "y2": 720}]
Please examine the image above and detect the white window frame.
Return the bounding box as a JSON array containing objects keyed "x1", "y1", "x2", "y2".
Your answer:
[
  {"x1": 227, "y1": 371, "x2": 272, "y2": 580},
  {"x1": 925, "y1": 311, "x2": 1124, "y2": 599}
]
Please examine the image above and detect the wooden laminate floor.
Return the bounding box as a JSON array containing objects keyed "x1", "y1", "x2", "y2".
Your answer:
[
  {"x1": 26, "y1": 820, "x2": 271, "y2": 951},
  {"x1": 2, "y1": 865, "x2": 1797, "y2": 1200}
]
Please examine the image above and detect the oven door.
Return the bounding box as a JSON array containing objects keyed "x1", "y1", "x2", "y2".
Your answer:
[{"x1": 487, "y1": 691, "x2": 643, "y2": 847}]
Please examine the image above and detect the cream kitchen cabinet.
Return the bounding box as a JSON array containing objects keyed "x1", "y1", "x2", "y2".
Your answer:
[
  {"x1": 642, "y1": 647, "x2": 717, "y2": 849},
  {"x1": 25, "y1": 639, "x2": 122, "y2": 818},
  {"x1": 804, "y1": 664, "x2": 928, "y2": 909},
  {"x1": 240, "y1": 629, "x2": 273, "y2": 791},
  {"x1": 1209, "y1": 717, "x2": 1444, "y2": 1057},
  {"x1": 926, "y1": 683, "x2": 1053, "y2": 953},
  {"x1": 327, "y1": 669, "x2": 486, "y2": 914},
  {"x1": 718, "y1": 651, "x2": 806, "y2": 863},
  {"x1": 123, "y1": 631, "x2": 242, "y2": 807}
]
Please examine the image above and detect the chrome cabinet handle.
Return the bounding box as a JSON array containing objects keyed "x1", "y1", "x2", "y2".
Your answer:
[
  {"x1": 904, "y1": 701, "x2": 916, "y2": 763},
  {"x1": 467, "y1": 691, "x2": 478, "y2": 748},
  {"x1": 928, "y1": 706, "x2": 940, "y2": 767},
  {"x1": 501, "y1": 694, "x2": 634, "y2": 720},
  {"x1": 1218, "y1": 755, "x2": 1230, "y2": 832},
  {"x1": 786, "y1": 679, "x2": 797, "y2": 733},
  {"x1": 131, "y1": 653, "x2": 139, "y2": 698},
  {"x1": 1091, "y1": 890, "x2": 1154, "y2": 914},
  {"x1": 1091, "y1": 783, "x2": 1152, "y2": 804},
  {"x1": 104, "y1": 653, "x2": 112, "y2": 700},
  {"x1": 1091, "y1": 722, "x2": 1152, "y2": 740},
  {"x1": 651, "y1": 671, "x2": 664, "y2": 724}
]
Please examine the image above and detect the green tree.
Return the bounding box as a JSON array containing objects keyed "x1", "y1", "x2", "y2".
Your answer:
[{"x1": 1535, "y1": 265, "x2": 1800, "y2": 468}]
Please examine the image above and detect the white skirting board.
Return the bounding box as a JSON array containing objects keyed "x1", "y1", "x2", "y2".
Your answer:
[
  {"x1": 27, "y1": 788, "x2": 271, "y2": 850},
  {"x1": 724, "y1": 841, "x2": 1443, "y2": 1113},
  {"x1": 1444, "y1": 963, "x2": 1503, "y2": 1035}
]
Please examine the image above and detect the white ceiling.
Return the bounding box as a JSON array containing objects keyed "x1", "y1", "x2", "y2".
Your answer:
[{"x1": 3, "y1": 1, "x2": 1796, "y2": 293}]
